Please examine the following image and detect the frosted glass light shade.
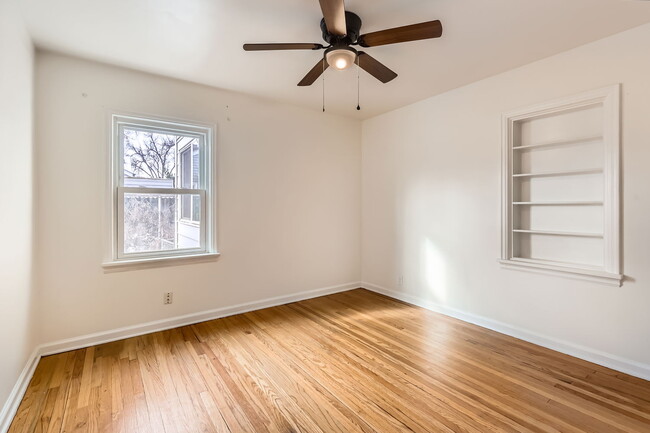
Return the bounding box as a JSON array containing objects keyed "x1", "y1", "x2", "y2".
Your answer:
[{"x1": 325, "y1": 48, "x2": 357, "y2": 71}]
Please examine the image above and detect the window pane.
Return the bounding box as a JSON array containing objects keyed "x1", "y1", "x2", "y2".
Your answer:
[
  {"x1": 181, "y1": 194, "x2": 192, "y2": 220},
  {"x1": 123, "y1": 193, "x2": 201, "y2": 254},
  {"x1": 180, "y1": 144, "x2": 201, "y2": 222},
  {"x1": 192, "y1": 143, "x2": 200, "y2": 188},
  {"x1": 181, "y1": 147, "x2": 192, "y2": 188},
  {"x1": 122, "y1": 129, "x2": 199, "y2": 189},
  {"x1": 192, "y1": 195, "x2": 200, "y2": 222}
]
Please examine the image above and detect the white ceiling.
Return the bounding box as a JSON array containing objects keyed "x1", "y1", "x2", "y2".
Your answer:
[{"x1": 21, "y1": 0, "x2": 650, "y2": 119}]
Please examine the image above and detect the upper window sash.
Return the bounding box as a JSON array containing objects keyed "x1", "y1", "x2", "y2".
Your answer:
[{"x1": 116, "y1": 123, "x2": 207, "y2": 190}]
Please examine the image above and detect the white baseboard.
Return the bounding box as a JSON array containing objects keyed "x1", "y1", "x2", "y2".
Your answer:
[
  {"x1": 4, "y1": 279, "x2": 646, "y2": 432},
  {"x1": 362, "y1": 282, "x2": 650, "y2": 381},
  {"x1": 0, "y1": 281, "x2": 361, "y2": 432},
  {"x1": 39, "y1": 281, "x2": 361, "y2": 356},
  {"x1": 0, "y1": 348, "x2": 40, "y2": 433}
]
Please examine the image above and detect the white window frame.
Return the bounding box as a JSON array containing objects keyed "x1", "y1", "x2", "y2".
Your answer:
[
  {"x1": 499, "y1": 85, "x2": 621, "y2": 286},
  {"x1": 104, "y1": 113, "x2": 218, "y2": 269}
]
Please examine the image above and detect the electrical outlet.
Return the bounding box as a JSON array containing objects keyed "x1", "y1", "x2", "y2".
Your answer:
[{"x1": 164, "y1": 292, "x2": 173, "y2": 305}]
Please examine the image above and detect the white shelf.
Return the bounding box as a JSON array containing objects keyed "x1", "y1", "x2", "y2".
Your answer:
[
  {"x1": 499, "y1": 258, "x2": 622, "y2": 286},
  {"x1": 512, "y1": 168, "x2": 603, "y2": 178},
  {"x1": 512, "y1": 135, "x2": 602, "y2": 151},
  {"x1": 508, "y1": 257, "x2": 604, "y2": 272},
  {"x1": 512, "y1": 229, "x2": 603, "y2": 238},
  {"x1": 512, "y1": 201, "x2": 603, "y2": 206}
]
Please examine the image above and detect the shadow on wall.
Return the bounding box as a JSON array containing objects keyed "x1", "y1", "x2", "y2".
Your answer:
[
  {"x1": 0, "y1": 84, "x2": 40, "y2": 433},
  {"x1": 0, "y1": 0, "x2": 40, "y2": 416}
]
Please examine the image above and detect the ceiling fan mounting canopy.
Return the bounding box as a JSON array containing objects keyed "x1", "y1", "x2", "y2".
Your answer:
[
  {"x1": 242, "y1": 0, "x2": 443, "y2": 87},
  {"x1": 320, "y1": 11, "x2": 362, "y2": 45}
]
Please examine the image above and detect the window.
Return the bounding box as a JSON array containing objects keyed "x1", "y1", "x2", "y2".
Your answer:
[
  {"x1": 106, "y1": 114, "x2": 216, "y2": 266},
  {"x1": 500, "y1": 85, "x2": 621, "y2": 286}
]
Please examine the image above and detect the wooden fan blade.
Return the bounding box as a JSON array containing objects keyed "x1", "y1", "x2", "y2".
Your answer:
[
  {"x1": 243, "y1": 43, "x2": 324, "y2": 51},
  {"x1": 357, "y1": 52, "x2": 397, "y2": 83},
  {"x1": 319, "y1": 0, "x2": 347, "y2": 36},
  {"x1": 357, "y1": 20, "x2": 442, "y2": 47},
  {"x1": 298, "y1": 58, "x2": 329, "y2": 86}
]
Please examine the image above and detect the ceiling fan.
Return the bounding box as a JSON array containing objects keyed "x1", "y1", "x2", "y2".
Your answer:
[{"x1": 243, "y1": 0, "x2": 443, "y2": 87}]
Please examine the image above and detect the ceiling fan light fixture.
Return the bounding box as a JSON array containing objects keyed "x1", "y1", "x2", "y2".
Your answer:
[
  {"x1": 325, "y1": 47, "x2": 357, "y2": 71},
  {"x1": 243, "y1": 3, "x2": 443, "y2": 87}
]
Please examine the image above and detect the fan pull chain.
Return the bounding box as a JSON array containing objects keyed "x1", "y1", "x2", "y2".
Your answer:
[
  {"x1": 356, "y1": 55, "x2": 361, "y2": 111},
  {"x1": 322, "y1": 58, "x2": 326, "y2": 113}
]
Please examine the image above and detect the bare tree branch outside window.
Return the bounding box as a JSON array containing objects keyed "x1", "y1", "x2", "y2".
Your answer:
[{"x1": 124, "y1": 130, "x2": 178, "y2": 180}]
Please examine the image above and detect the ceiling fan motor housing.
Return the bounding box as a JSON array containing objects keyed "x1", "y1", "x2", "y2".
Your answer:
[{"x1": 320, "y1": 11, "x2": 362, "y2": 45}]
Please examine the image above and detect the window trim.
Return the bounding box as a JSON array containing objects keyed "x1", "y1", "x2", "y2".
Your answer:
[
  {"x1": 499, "y1": 85, "x2": 622, "y2": 286},
  {"x1": 104, "y1": 113, "x2": 218, "y2": 269}
]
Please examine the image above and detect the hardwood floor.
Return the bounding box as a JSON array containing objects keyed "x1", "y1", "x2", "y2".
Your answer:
[{"x1": 8, "y1": 289, "x2": 650, "y2": 433}]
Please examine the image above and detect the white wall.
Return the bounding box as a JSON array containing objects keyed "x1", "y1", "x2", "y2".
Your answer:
[
  {"x1": 362, "y1": 23, "x2": 650, "y2": 369},
  {"x1": 0, "y1": 0, "x2": 37, "y2": 413},
  {"x1": 34, "y1": 52, "x2": 361, "y2": 344}
]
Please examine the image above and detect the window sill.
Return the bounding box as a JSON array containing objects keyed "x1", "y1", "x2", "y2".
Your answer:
[
  {"x1": 103, "y1": 252, "x2": 220, "y2": 272},
  {"x1": 499, "y1": 259, "x2": 623, "y2": 286}
]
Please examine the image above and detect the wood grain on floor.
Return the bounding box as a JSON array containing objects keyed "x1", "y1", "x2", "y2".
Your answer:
[{"x1": 8, "y1": 289, "x2": 650, "y2": 432}]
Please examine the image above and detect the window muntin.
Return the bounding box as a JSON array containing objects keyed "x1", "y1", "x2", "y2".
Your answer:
[{"x1": 110, "y1": 115, "x2": 214, "y2": 262}]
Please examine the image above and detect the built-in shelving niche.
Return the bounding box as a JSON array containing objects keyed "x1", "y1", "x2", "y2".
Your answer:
[{"x1": 500, "y1": 85, "x2": 622, "y2": 285}]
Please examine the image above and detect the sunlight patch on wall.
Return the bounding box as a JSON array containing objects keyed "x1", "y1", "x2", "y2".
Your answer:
[{"x1": 421, "y1": 238, "x2": 448, "y2": 304}]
